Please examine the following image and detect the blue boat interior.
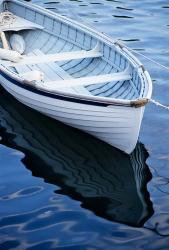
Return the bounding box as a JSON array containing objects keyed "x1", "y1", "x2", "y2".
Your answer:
[{"x1": 0, "y1": 0, "x2": 148, "y2": 100}]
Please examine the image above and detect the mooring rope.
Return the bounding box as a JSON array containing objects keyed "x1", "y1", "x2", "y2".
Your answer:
[
  {"x1": 115, "y1": 40, "x2": 169, "y2": 110},
  {"x1": 150, "y1": 99, "x2": 169, "y2": 111},
  {"x1": 115, "y1": 39, "x2": 169, "y2": 71},
  {"x1": 128, "y1": 48, "x2": 169, "y2": 71},
  {"x1": 131, "y1": 48, "x2": 169, "y2": 111}
]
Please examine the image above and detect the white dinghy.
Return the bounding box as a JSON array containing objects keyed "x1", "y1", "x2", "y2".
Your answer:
[{"x1": 0, "y1": 0, "x2": 152, "y2": 154}]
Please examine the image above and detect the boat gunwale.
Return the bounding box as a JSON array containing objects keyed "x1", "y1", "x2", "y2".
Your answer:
[
  {"x1": 0, "y1": 66, "x2": 148, "y2": 108},
  {"x1": 1, "y1": 0, "x2": 152, "y2": 107}
]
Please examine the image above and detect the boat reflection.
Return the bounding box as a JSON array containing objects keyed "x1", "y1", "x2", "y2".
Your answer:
[{"x1": 0, "y1": 87, "x2": 153, "y2": 227}]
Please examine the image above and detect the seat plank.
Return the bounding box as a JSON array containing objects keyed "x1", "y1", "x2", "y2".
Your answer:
[
  {"x1": 42, "y1": 69, "x2": 132, "y2": 91},
  {"x1": 4, "y1": 44, "x2": 102, "y2": 67}
]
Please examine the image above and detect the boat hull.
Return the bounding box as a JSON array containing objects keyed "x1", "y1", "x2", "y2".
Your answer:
[{"x1": 0, "y1": 74, "x2": 144, "y2": 154}]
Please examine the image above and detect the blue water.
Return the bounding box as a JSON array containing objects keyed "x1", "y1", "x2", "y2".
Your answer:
[{"x1": 1, "y1": 0, "x2": 169, "y2": 249}]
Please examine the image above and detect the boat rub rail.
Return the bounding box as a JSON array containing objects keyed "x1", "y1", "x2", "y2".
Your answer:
[{"x1": 0, "y1": 67, "x2": 148, "y2": 108}]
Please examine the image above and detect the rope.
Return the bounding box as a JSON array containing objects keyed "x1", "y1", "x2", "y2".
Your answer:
[
  {"x1": 0, "y1": 11, "x2": 16, "y2": 27},
  {"x1": 129, "y1": 49, "x2": 169, "y2": 71},
  {"x1": 115, "y1": 41, "x2": 169, "y2": 111},
  {"x1": 132, "y1": 49, "x2": 169, "y2": 111},
  {"x1": 116, "y1": 40, "x2": 169, "y2": 71},
  {"x1": 150, "y1": 99, "x2": 169, "y2": 111}
]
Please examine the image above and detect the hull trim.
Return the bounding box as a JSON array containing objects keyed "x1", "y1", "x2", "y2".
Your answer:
[{"x1": 0, "y1": 70, "x2": 133, "y2": 108}]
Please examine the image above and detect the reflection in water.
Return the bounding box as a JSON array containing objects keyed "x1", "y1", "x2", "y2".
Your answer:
[{"x1": 0, "y1": 87, "x2": 153, "y2": 227}]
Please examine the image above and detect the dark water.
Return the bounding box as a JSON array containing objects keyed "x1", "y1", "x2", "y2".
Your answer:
[{"x1": 0, "y1": 0, "x2": 169, "y2": 249}]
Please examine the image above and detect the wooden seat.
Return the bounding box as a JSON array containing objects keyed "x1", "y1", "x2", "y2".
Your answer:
[
  {"x1": 3, "y1": 43, "x2": 102, "y2": 67},
  {"x1": 41, "y1": 68, "x2": 132, "y2": 91}
]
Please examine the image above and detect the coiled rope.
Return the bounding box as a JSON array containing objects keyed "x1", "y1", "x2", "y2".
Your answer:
[
  {"x1": 0, "y1": 11, "x2": 16, "y2": 27},
  {"x1": 0, "y1": 11, "x2": 16, "y2": 49}
]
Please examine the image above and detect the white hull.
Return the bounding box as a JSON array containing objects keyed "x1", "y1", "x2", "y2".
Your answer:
[{"x1": 0, "y1": 76, "x2": 144, "y2": 154}]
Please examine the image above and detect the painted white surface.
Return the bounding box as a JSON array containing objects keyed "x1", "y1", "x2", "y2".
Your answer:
[
  {"x1": 4, "y1": 47, "x2": 102, "y2": 66},
  {"x1": 0, "y1": 76, "x2": 143, "y2": 154}
]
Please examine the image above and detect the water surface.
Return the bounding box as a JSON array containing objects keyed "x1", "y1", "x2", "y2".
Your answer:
[{"x1": 1, "y1": 0, "x2": 169, "y2": 249}]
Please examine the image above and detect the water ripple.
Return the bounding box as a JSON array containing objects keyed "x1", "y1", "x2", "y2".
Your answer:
[
  {"x1": 1, "y1": 0, "x2": 169, "y2": 249},
  {"x1": 0, "y1": 186, "x2": 44, "y2": 200}
]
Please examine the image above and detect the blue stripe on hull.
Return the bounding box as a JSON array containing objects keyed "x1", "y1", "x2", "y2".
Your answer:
[{"x1": 0, "y1": 70, "x2": 123, "y2": 107}]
